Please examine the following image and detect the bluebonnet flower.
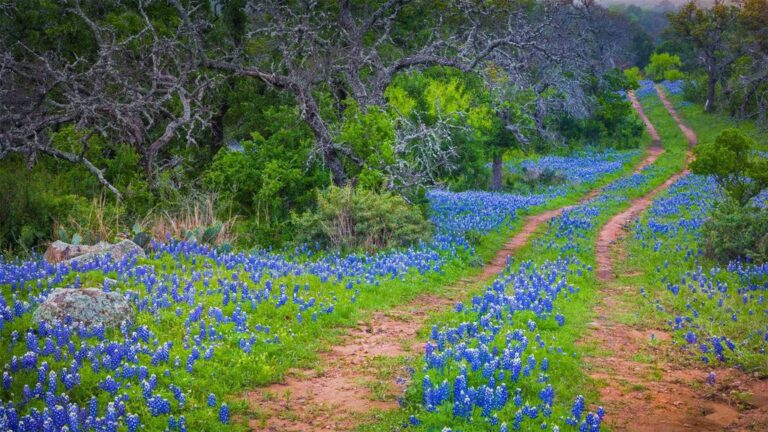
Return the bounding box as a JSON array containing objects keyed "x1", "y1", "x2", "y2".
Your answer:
[
  {"x1": 147, "y1": 395, "x2": 171, "y2": 416},
  {"x1": 219, "y1": 403, "x2": 229, "y2": 423},
  {"x1": 2, "y1": 371, "x2": 11, "y2": 390},
  {"x1": 126, "y1": 414, "x2": 140, "y2": 432},
  {"x1": 555, "y1": 314, "x2": 565, "y2": 326},
  {"x1": 99, "y1": 376, "x2": 120, "y2": 395},
  {"x1": 572, "y1": 395, "x2": 585, "y2": 421}
]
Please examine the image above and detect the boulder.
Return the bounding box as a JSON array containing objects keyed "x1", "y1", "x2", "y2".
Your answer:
[
  {"x1": 33, "y1": 288, "x2": 134, "y2": 328},
  {"x1": 44, "y1": 239, "x2": 146, "y2": 265},
  {"x1": 107, "y1": 239, "x2": 146, "y2": 261},
  {"x1": 43, "y1": 241, "x2": 111, "y2": 263}
]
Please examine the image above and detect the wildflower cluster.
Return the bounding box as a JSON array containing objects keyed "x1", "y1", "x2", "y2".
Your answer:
[{"x1": 631, "y1": 174, "x2": 768, "y2": 372}]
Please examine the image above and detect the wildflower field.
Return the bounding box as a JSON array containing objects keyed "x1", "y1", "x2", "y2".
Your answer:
[
  {"x1": 1, "y1": 86, "x2": 766, "y2": 432},
  {"x1": 3, "y1": 0, "x2": 768, "y2": 430}
]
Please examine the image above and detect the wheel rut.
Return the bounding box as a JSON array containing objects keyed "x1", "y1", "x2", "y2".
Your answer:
[
  {"x1": 596, "y1": 87, "x2": 690, "y2": 282},
  {"x1": 587, "y1": 85, "x2": 768, "y2": 431},
  {"x1": 244, "y1": 90, "x2": 670, "y2": 432}
]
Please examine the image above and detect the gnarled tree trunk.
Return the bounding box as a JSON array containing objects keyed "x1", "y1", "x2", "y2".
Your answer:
[
  {"x1": 491, "y1": 154, "x2": 503, "y2": 191},
  {"x1": 705, "y1": 71, "x2": 717, "y2": 113}
]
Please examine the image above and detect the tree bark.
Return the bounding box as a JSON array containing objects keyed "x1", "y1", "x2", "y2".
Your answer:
[
  {"x1": 491, "y1": 154, "x2": 503, "y2": 191},
  {"x1": 705, "y1": 71, "x2": 717, "y2": 113},
  {"x1": 297, "y1": 89, "x2": 348, "y2": 186},
  {"x1": 326, "y1": 149, "x2": 348, "y2": 187}
]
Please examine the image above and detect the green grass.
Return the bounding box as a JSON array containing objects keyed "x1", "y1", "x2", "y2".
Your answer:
[{"x1": 671, "y1": 96, "x2": 768, "y2": 150}]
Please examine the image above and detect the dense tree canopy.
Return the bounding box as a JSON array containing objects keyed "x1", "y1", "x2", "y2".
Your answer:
[
  {"x1": 0, "y1": 0, "x2": 654, "y2": 250},
  {"x1": 666, "y1": 0, "x2": 768, "y2": 119}
]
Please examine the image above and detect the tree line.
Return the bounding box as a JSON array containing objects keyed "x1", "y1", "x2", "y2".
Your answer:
[
  {"x1": 0, "y1": 0, "x2": 664, "y2": 251},
  {"x1": 664, "y1": 0, "x2": 767, "y2": 121}
]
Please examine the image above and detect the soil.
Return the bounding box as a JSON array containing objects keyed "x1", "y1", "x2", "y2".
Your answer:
[
  {"x1": 629, "y1": 90, "x2": 661, "y2": 146},
  {"x1": 594, "y1": 170, "x2": 688, "y2": 281},
  {"x1": 586, "y1": 86, "x2": 768, "y2": 431},
  {"x1": 244, "y1": 288, "x2": 465, "y2": 431},
  {"x1": 655, "y1": 85, "x2": 698, "y2": 147}
]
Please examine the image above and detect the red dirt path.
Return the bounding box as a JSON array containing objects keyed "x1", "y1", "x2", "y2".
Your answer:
[
  {"x1": 243, "y1": 92, "x2": 671, "y2": 432},
  {"x1": 596, "y1": 87, "x2": 691, "y2": 282},
  {"x1": 586, "y1": 86, "x2": 768, "y2": 431},
  {"x1": 629, "y1": 90, "x2": 661, "y2": 146}
]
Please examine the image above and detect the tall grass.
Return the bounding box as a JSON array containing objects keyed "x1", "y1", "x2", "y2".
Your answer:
[{"x1": 141, "y1": 192, "x2": 237, "y2": 246}]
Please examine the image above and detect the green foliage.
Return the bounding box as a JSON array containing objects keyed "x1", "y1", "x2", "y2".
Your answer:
[
  {"x1": 680, "y1": 72, "x2": 708, "y2": 102},
  {"x1": 645, "y1": 52, "x2": 685, "y2": 82},
  {"x1": 630, "y1": 31, "x2": 656, "y2": 68},
  {"x1": 293, "y1": 186, "x2": 432, "y2": 251},
  {"x1": 623, "y1": 67, "x2": 643, "y2": 89},
  {"x1": 690, "y1": 128, "x2": 768, "y2": 205},
  {"x1": 702, "y1": 198, "x2": 768, "y2": 263},
  {"x1": 337, "y1": 103, "x2": 396, "y2": 190},
  {"x1": 0, "y1": 155, "x2": 100, "y2": 253},
  {"x1": 556, "y1": 70, "x2": 643, "y2": 149},
  {"x1": 0, "y1": 121, "x2": 157, "y2": 254},
  {"x1": 385, "y1": 68, "x2": 494, "y2": 191},
  {"x1": 204, "y1": 107, "x2": 328, "y2": 246}
]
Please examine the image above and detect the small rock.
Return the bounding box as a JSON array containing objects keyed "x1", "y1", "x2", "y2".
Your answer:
[{"x1": 33, "y1": 288, "x2": 134, "y2": 328}]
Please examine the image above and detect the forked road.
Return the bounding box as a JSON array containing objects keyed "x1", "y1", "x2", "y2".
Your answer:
[
  {"x1": 247, "y1": 89, "x2": 667, "y2": 432},
  {"x1": 587, "y1": 86, "x2": 768, "y2": 431},
  {"x1": 480, "y1": 89, "x2": 663, "y2": 281}
]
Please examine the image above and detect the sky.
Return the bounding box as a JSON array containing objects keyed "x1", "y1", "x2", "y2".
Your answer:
[{"x1": 598, "y1": 0, "x2": 712, "y2": 7}]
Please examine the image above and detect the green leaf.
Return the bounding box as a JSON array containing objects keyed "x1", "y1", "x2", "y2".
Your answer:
[
  {"x1": 58, "y1": 227, "x2": 68, "y2": 242},
  {"x1": 202, "y1": 222, "x2": 223, "y2": 245}
]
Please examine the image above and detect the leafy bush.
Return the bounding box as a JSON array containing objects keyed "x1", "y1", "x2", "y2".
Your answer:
[
  {"x1": 204, "y1": 108, "x2": 328, "y2": 246},
  {"x1": 702, "y1": 198, "x2": 768, "y2": 263},
  {"x1": 0, "y1": 156, "x2": 96, "y2": 253},
  {"x1": 623, "y1": 67, "x2": 643, "y2": 89},
  {"x1": 690, "y1": 128, "x2": 768, "y2": 206},
  {"x1": 293, "y1": 186, "x2": 432, "y2": 251},
  {"x1": 645, "y1": 52, "x2": 685, "y2": 82},
  {"x1": 556, "y1": 70, "x2": 644, "y2": 148}
]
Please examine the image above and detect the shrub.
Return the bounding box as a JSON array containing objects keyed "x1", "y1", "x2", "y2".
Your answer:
[
  {"x1": 645, "y1": 52, "x2": 684, "y2": 82},
  {"x1": 702, "y1": 198, "x2": 768, "y2": 263},
  {"x1": 623, "y1": 67, "x2": 643, "y2": 89},
  {"x1": 690, "y1": 128, "x2": 768, "y2": 206},
  {"x1": 0, "y1": 158, "x2": 93, "y2": 253},
  {"x1": 293, "y1": 186, "x2": 432, "y2": 251},
  {"x1": 204, "y1": 114, "x2": 328, "y2": 247}
]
